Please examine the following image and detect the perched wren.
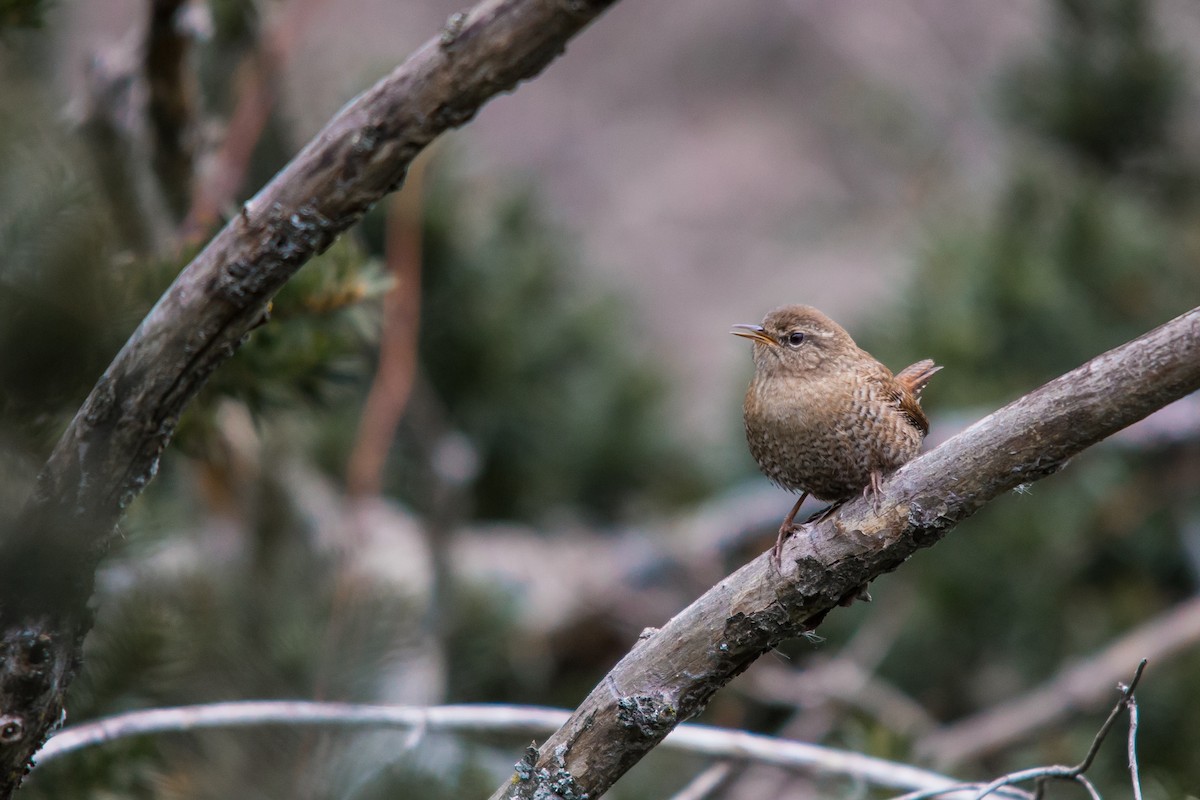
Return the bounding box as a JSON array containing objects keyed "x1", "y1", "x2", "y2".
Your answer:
[{"x1": 733, "y1": 305, "x2": 940, "y2": 563}]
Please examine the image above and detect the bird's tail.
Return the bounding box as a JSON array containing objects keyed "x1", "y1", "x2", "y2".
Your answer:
[{"x1": 895, "y1": 359, "x2": 942, "y2": 396}]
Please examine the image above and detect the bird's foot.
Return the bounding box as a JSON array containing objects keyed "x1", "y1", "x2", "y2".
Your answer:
[
  {"x1": 772, "y1": 522, "x2": 799, "y2": 568},
  {"x1": 863, "y1": 470, "x2": 884, "y2": 513},
  {"x1": 773, "y1": 501, "x2": 844, "y2": 570},
  {"x1": 772, "y1": 492, "x2": 809, "y2": 569}
]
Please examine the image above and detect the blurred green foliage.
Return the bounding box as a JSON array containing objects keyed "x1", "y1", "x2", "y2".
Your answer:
[
  {"x1": 1004, "y1": 0, "x2": 1182, "y2": 171},
  {"x1": 0, "y1": 0, "x2": 47, "y2": 29},
  {"x1": 400, "y1": 172, "x2": 713, "y2": 522}
]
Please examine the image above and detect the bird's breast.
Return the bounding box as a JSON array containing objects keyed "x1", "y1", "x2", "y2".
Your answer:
[{"x1": 742, "y1": 370, "x2": 923, "y2": 500}]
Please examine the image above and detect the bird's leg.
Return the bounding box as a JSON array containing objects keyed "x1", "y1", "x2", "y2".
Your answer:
[
  {"x1": 773, "y1": 492, "x2": 808, "y2": 566},
  {"x1": 806, "y1": 501, "x2": 842, "y2": 525},
  {"x1": 863, "y1": 469, "x2": 884, "y2": 513}
]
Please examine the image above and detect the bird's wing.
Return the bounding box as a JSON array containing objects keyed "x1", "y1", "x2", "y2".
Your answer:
[
  {"x1": 888, "y1": 383, "x2": 930, "y2": 435},
  {"x1": 882, "y1": 360, "x2": 940, "y2": 436}
]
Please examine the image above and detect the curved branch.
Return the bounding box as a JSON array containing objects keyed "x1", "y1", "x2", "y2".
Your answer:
[
  {"x1": 489, "y1": 306, "x2": 1200, "y2": 799},
  {"x1": 0, "y1": 0, "x2": 617, "y2": 794},
  {"x1": 19, "y1": 0, "x2": 618, "y2": 599}
]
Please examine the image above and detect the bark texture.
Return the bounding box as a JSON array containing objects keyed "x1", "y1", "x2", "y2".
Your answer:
[
  {"x1": 0, "y1": 0, "x2": 616, "y2": 794},
  {"x1": 490, "y1": 306, "x2": 1200, "y2": 800}
]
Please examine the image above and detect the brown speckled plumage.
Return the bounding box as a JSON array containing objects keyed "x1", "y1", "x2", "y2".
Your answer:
[{"x1": 733, "y1": 305, "x2": 940, "y2": 562}]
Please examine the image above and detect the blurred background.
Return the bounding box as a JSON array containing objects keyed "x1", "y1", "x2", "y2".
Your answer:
[{"x1": 4, "y1": 0, "x2": 1200, "y2": 797}]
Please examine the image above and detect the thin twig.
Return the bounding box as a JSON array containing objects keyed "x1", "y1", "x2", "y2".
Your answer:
[
  {"x1": 1073, "y1": 775, "x2": 1101, "y2": 800},
  {"x1": 35, "y1": 700, "x2": 1000, "y2": 797},
  {"x1": 890, "y1": 661, "x2": 1148, "y2": 800},
  {"x1": 1070, "y1": 659, "x2": 1146, "y2": 776},
  {"x1": 890, "y1": 783, "x2": 1017, "y2": 800},
  {"x1": 1127, "y1": 684, "x2": 1143, "y2": 800},
  {"x1": 970, "y1": 768, "x2": 1099, "y2": 800}
]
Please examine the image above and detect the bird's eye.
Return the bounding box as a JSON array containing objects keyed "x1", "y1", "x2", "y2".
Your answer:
[{"x1": 786, "y1": 331, "x2": 806, "y2": 347}]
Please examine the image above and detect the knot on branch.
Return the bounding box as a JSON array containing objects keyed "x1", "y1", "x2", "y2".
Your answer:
[
  {"x1": 439, "y1": 11, "x2": 469, "y2": 52},
  {"x1": 906, "y1": 495, "x2": 956, "y2": 545},
  {"x1": 82, "y1": 376, "x2": 118, "y2": 428},
  {"x1": 430, "y1": 103, "x2": 482, "y2": 132},
  {"x1": 217, "y1": 204, "x2": 338, "y2": 309},
  {"x1": 0, "y1": 719, "x2": 23, "y2": 747},
  {"x1": 2, "y1": 631, "x2": 56, "y2": 705},
  {"x1": 616, "y1": 693, "x2": 678, "y2": 739}
]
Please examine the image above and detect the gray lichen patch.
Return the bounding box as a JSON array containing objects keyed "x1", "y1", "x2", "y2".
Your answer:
[
  {"x1": 616, "y1": 693, "x2": 678, "y2": 739},
  {"x1": 508, "y1": 742, "x2": 591, "y2": 800}
]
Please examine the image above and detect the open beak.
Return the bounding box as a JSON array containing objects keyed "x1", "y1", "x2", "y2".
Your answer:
[{"x1": 730, "y1": 324, "x2": 776, "y2": 347}]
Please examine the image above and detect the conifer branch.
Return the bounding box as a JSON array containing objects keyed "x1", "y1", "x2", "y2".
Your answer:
[{"x1": 0, "y1": 0, "x2": 617, "y2": 794}]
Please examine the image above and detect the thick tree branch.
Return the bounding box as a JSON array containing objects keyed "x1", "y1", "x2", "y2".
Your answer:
[
  {"x1": 0, "y1": 0, "x2": 616, "y2": 794},
  {"x1": 489, "y1": 306, "x2": 1200, "y2": 799}
]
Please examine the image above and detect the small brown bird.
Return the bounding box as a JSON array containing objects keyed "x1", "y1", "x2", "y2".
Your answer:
[{"x1": 733, "y1": 305, "x2": 940, "y2": 563}]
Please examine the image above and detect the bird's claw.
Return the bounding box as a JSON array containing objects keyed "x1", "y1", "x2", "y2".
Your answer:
[
  {"x1": 771, "y1": 523, "x2": 797, "y2": 569},
  {"x1": 864, "y1": 470, "x2": 884, "y2": 513}
]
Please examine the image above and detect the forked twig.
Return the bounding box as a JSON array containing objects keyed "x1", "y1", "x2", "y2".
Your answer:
[{"x1": 889, "y1": 660, "x2": 1148, "y2": 800}]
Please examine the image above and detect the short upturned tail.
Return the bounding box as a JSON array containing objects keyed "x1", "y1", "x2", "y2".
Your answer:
[{"x1": 895, "y1": 359, "x2": 942, "y2": 396}]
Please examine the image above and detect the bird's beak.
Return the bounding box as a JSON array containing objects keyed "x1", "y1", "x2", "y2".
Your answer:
[{"x1": 730, "y1": 324, "x2": 776, "y2": 346}]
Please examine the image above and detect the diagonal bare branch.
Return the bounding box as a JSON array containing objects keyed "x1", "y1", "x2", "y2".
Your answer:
[{"x1": 489, "y1": 307, "x2": 1200, "y2": 799}]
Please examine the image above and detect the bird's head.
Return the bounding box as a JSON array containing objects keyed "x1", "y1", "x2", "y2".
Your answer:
[{"x1": 731, "y1": 305, "x2": 859, "y2": 375}]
